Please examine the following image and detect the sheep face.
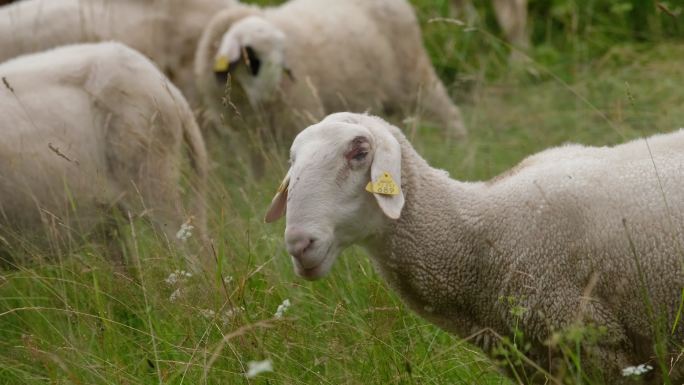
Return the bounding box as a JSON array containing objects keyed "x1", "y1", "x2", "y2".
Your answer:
[
  {"x1": 265, "y1": 113, "x2": 405, "y2": 280},
  {"x1": 213, "y1": 16, "x2": 286, "y2": 106}
]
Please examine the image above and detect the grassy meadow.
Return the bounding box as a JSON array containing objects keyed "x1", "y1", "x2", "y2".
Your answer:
[{"x1": 1, "y1": 0, "x2": 684, "y2": 383}]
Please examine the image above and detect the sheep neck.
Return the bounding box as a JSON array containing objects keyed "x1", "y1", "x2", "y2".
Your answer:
[{"x1": 363, "y1": 132, "x2": 494, "y2": 336}]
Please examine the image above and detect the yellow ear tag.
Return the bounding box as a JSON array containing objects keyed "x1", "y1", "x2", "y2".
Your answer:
[
  {"x1": 214, "y1": 56, "x2": 229, "y2": 72},
  {"x1": 365, "y1": 172, "x2": 400, "y2": 196}
]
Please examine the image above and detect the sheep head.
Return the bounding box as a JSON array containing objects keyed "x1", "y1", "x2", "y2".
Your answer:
[
  {"x1": 213, "y1": 16, "x2": 287, "y2": 106},
  {"x1": 265, "y1": 113, "x2": 405, "y2": 280}
]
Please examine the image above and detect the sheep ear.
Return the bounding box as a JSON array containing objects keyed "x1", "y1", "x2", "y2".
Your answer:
[
  {"x1": 369, "y1": 127, "x2": 404, "y2": 219},
  {"x1": 264, "y1": 172, "x2": 290, "y2": 223},
  {"x1": 226, "y1": 40, "x2": 242, "y2": 64},
  {"x1": 215, "y1": 38, "x2": 241, "y2": 72}
]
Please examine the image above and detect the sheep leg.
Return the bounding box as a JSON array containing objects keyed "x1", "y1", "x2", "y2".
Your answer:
[
  {"x1": 532, "y1": 292, "x2": 636, "y2": 382},
  {"x1": 414, "y1": 64, "x2": 467, "y2": 139},
  {"x1": 122, "y1": 158, "x2": 186, "y2": 244},
  {"x1": 94, "y1": 209, "x2": 129, "y2": 272},
  {"x1": 126, "y1": 165, "x2": 208, "y2": 272},
  {"x1": 104, "y1": 111, "x2": 202, "y2": 269},
  {"x1": 450, "y1": 0, "x2": 466, "y2": 9},
  {"x1": 491, "y1": 0, "x2": 530, "y2": 62},
  {"x1": 449, "y1": 0, "x2": 480, "y2": 25}
]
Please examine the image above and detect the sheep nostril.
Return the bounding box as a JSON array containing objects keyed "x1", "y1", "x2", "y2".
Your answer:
[
  {"x1": 287, "y1": 236, "x2": 315, "y2": 260},
  {"x1": 285, "y1": 229, "x2": 318, "y2": 260},
  {"x1": 293, "y1": 238, "x2": 312, "y2": 258},
  {"x1": 303, "y1": 239, "x2": 314, "y2": 254}
]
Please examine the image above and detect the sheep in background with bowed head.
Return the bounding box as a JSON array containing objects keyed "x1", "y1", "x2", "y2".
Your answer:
[{"x1": 195, "y1": 0, "x2": 467, "y2": 143}]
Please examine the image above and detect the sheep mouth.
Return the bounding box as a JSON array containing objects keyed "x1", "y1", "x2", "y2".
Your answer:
[{"x1": 293, "y1": 243, "x2": 336, "y2": 280}]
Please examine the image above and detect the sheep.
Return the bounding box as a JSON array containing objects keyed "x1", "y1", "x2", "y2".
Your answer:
[
  {"x1": 0, "y1": 42, "x2": 208, "y2": 268},
  {"x1": 0, "y1": 0, "x2": 237, "y2": 102},
  {"x1": 265, "y1": 112, "x2": 684, "y2": 384},
  {"x1": 194, "y1": 0, "x2": 467, "y2": 141}
]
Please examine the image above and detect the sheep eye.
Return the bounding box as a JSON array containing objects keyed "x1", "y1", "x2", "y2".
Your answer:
[
  {"x1": 346, "y1": 136, "x2": 370, "y2": 164},
  {"x1": 352, "y1": 151, "x2": 368, "y2": 161}
]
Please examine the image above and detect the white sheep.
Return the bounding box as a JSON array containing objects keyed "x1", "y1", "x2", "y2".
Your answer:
[
  {"x1": 194, "y1": 0, "x2": 467, "y2": 139},
  {"x1": 265, "y1": 112, "x2": 684, "y2": 384},
  {"x1": 0, "y1": 42, "x2": 208, "y2": 267},
  {"x1": 0, "y1": 0, "x2": 237, "y2": 102}
]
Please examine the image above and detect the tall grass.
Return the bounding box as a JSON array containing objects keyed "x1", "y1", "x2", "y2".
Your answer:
[{"x1": 1, "y1": 0, "x2": 683, "y2": 384}]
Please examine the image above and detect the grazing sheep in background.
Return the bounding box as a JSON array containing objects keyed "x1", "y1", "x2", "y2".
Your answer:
[
  {"x1": 0, "y1": 42, "x2": 208, "y2": 267},
  {"x1": 194, "y1": 0, "x2": 467, "y2": 141},
  {"x1": 0, "y1": 0, "x2": 237, "y2": 102},
  {"x1": 452, "y1": 0, "x2": 529, "y2": 61},
  {"x1": 265, "y1": 112, "x2": 684, "y2": 384}
]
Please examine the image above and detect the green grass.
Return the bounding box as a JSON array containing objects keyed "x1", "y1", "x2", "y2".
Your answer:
[{"x1": 2, "y1": 1, "x2": 684, "y2": 384}]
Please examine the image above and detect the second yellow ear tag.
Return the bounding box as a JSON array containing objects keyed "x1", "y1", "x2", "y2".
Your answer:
[
  {"x1": 366, "y1": 172, "x2": 400, "y2": 195},
  {"x1": 214, "y1": 56, "x2": 229, "y2": 72}
]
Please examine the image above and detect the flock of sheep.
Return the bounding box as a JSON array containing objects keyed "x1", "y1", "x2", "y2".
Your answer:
[{"x1": 0, "y1": 0, "x2": 682, "y2": 384}]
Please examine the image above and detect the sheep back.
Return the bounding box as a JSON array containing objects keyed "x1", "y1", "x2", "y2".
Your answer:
[{"x1": 0, "y1": 42, "x2": 207, "y2": 254}]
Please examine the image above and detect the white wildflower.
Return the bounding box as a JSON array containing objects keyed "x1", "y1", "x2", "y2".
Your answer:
[
  {"x1": 245, "y1": 359, "x2": 273, "y2": 378},
  {"x1": 169, "y1": 288, "x2": 182, "y2": 302},
  {"x1": 221, "y1": 306, "x2": 244, "y2": 327},
  {"x1": 223, "y1": 275, "x2": 234, "y2": 284},
  {"x1": 165, "y1": 272, "x2": 178, "y2": 286},
  {"x1": 176, "y1": 222, "x2": 194, "y2": 242},
  {"x1": 622, "y1": 364, "x2": 653, "y2": 377},
  {"x1": 274, "y1": 299, "x2": 291, "y2": 319},
  {"x1": 199, "y1": 309, "x2": 216, "y2": 319},
  {"x1": 165, "y1": 270, "x2": 192, "y2": 286}
]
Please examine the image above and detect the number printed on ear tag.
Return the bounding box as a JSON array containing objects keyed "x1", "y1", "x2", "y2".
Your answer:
[
  {"x1": 214, "y1": 56, "x2": 229, "y2": 72},
  {"x1": 366, "y1": 172, "x2": 400, "y2": 195}
]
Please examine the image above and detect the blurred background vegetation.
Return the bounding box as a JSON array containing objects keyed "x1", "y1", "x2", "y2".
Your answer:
[
  {"x1": 251, "y1": 0, "x2": 683, "y2": 83},
  {"x1": 416, "y1": 0, "x2": 682, "y2": 82}
]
